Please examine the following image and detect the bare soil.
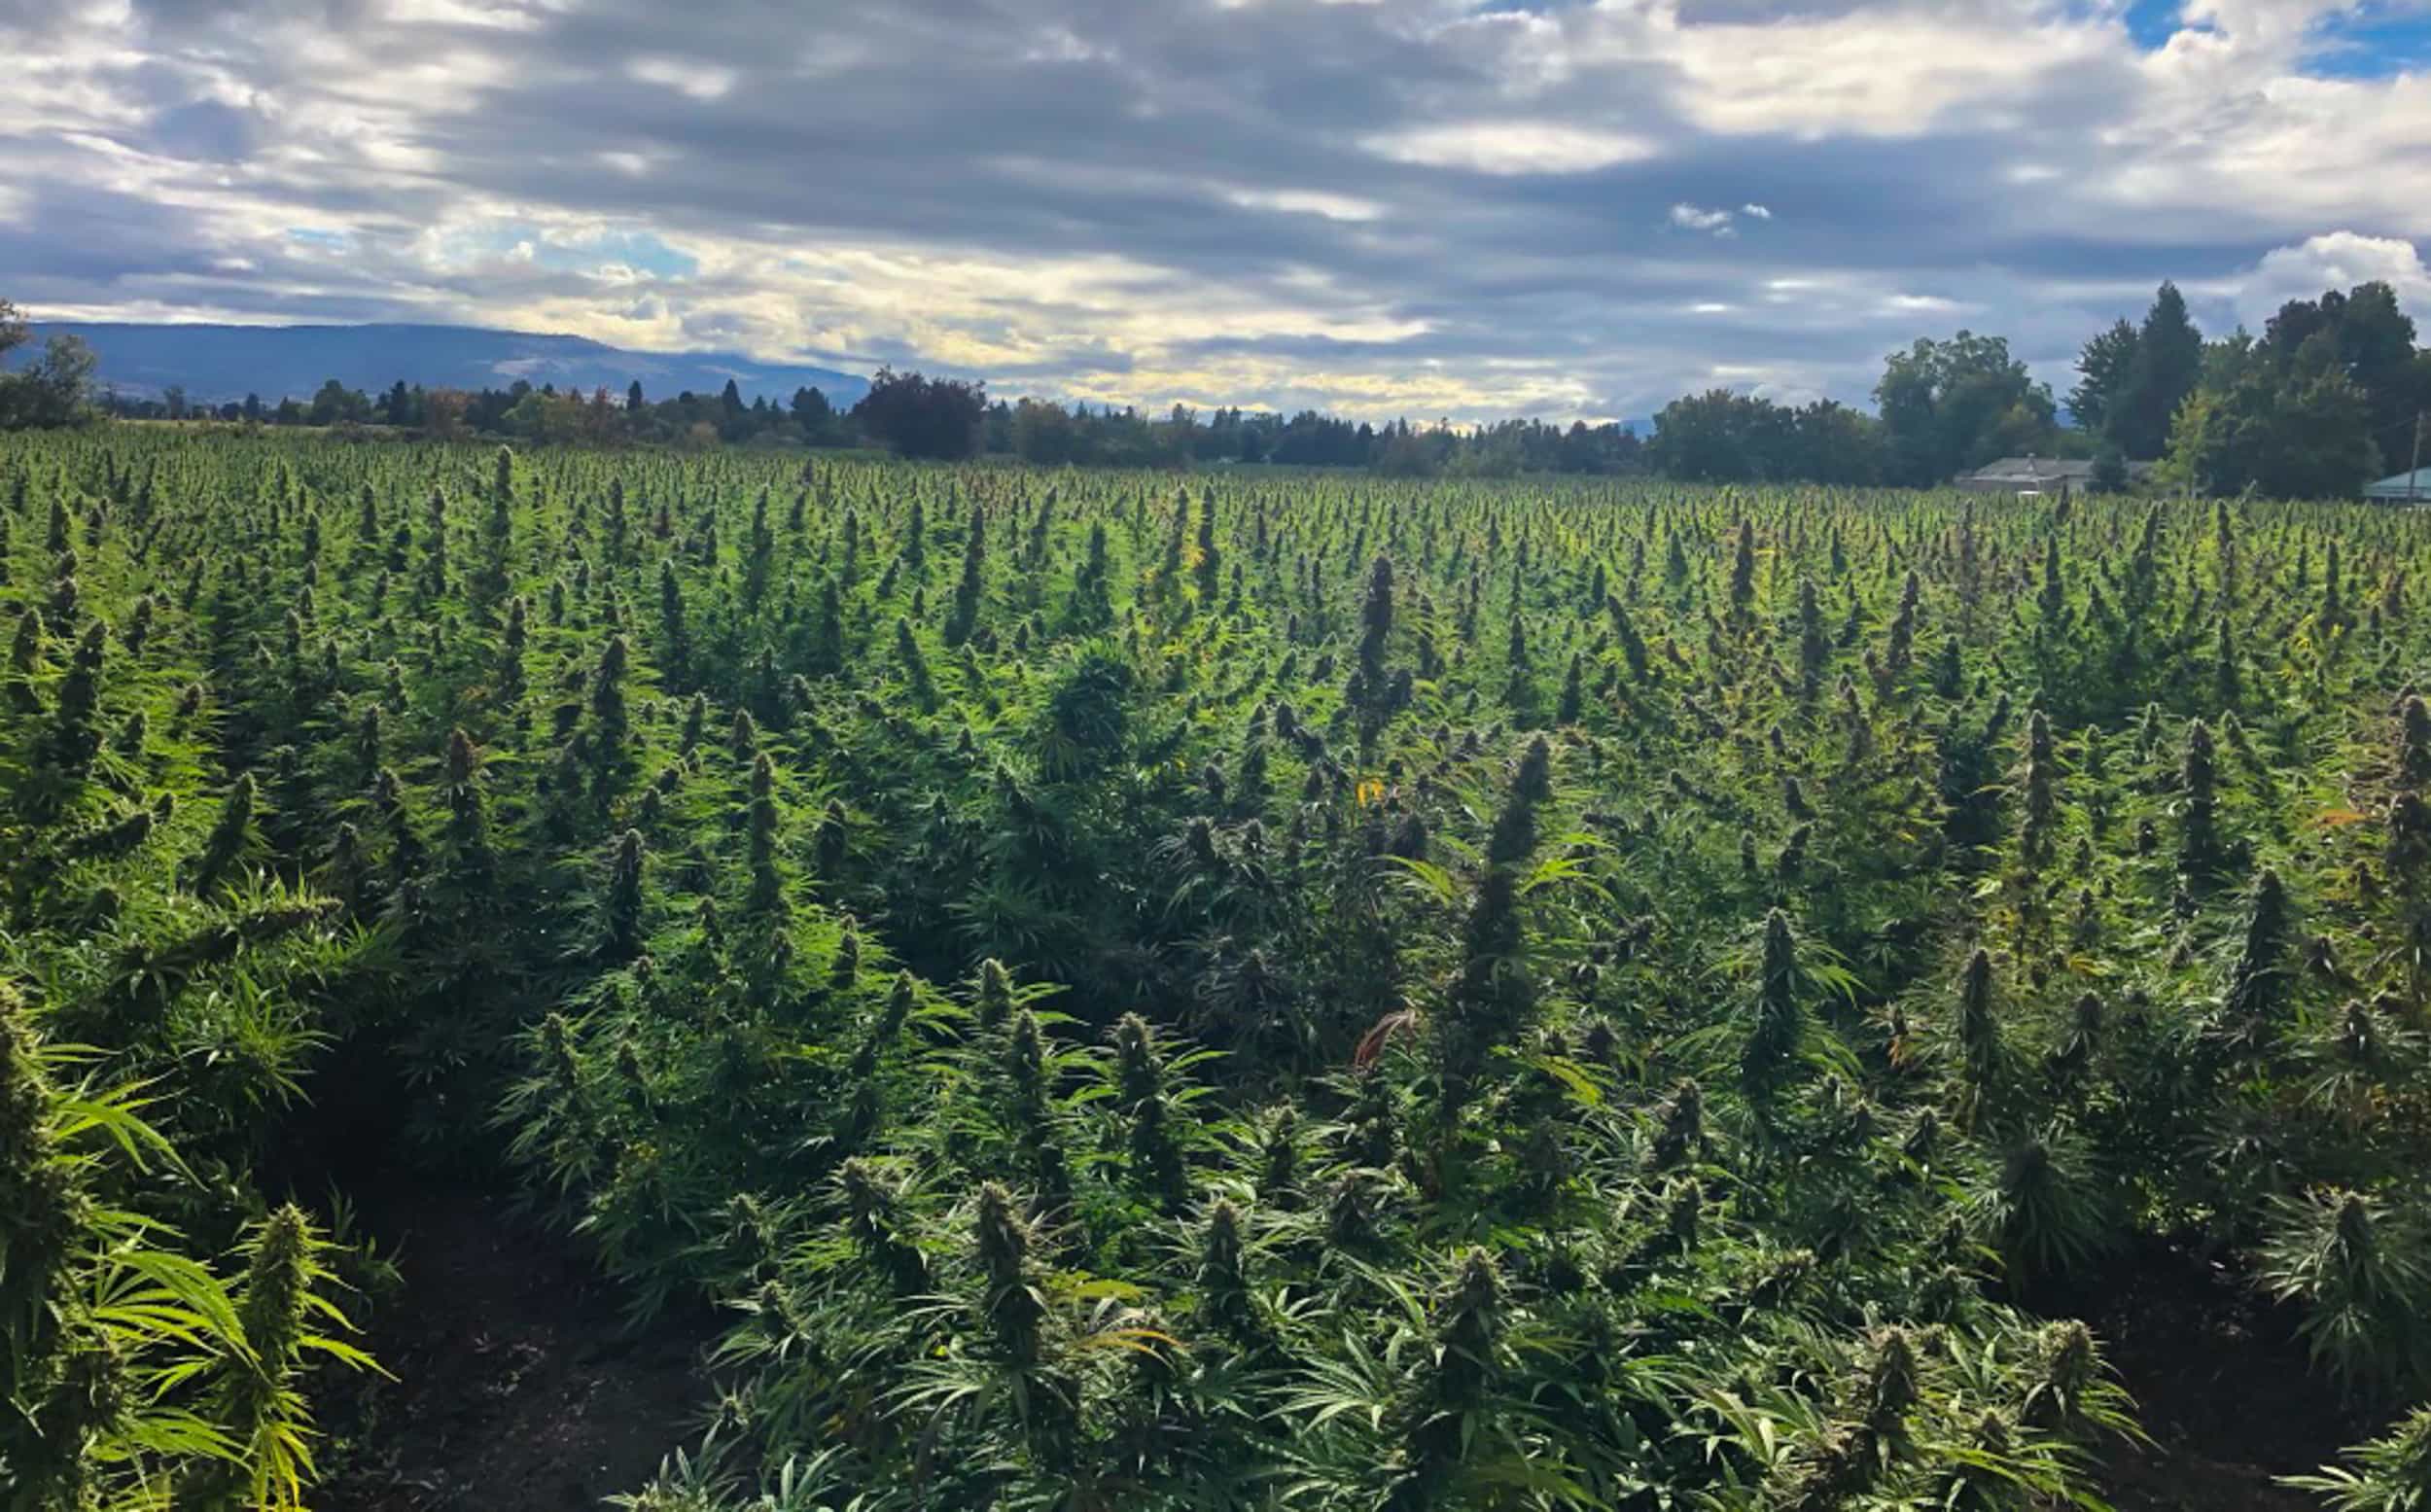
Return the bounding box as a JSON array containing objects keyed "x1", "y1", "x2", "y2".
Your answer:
[
  {"x1": 2087, "y1": 1246, "x2": 2369, "y2": 1511},
  {"x1": 317, "y1": 1182, "x2": 715, "y2": 1512}
]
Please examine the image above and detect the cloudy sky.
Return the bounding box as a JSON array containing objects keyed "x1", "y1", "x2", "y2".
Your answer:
[{"x1": 5, "y1": 0, "x2": 2430, "y2": 421}]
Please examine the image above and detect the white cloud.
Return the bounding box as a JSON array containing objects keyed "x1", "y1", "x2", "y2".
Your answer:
[
  {"x1": 1883, "y1": 293, "x2": 1966, "y2": 315},
  {"x1": 1669, "y1": 202, "x2": 1770, "y2": 237},
  {"x1": 2225, "y1": 230, "x2": 2431, "y2": 329},
  {"x1": 1639, "y1": 6, "x2": 2124, "y2": 139},
  {"x1": 1671, "y1": 203, "x2": 1737, "y2": 234},
  {"x1": 1360, "y1": 122, "x2": 1654, "y2": 174},
  {"x1": 383, "y1": 0, "x2": 550, "y2": 30},
  {"x1": 1020, "y1": 27, "x2": 1110, "y2": 63},
  {"x1": 624, "y1": 56, "x2": 737, "y2": 100},
  {"x1": 1224, "y1": 188, "x2": 1387, "y2": 222}
]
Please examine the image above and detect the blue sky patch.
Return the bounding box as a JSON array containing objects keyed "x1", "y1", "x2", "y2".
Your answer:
[
  {"x1": 2119, "y1": 0, "x2": 2189, "y2": 50},
  {"x1": 2308, "y1": 4, "x2": 2431, "y2": 78}
]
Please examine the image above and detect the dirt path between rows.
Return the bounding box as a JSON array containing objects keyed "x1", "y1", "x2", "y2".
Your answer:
[
  {"x1": 2089, "y1": 1248, "x2": 2370, "y2": 1511},
  {"x1": 317, "y1": 1182, "x2": 715, "y2": 1512}
]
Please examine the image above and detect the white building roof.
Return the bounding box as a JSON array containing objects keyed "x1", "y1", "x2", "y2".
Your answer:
[{"x1": 2366, "y1": 468, "x2": 2431, "y2": 499}]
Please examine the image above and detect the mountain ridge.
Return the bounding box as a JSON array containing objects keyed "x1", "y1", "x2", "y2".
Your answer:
[{"x1": 12, "y1": 321, "x2": 871, "y2": 408}]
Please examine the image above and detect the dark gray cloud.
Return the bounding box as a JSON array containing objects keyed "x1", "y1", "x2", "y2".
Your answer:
[
  {"x1": 146, "y1": 99, "x2": 265, "y2": 161},
  {"x1": 2, "y1": 0, "x2": 2427, "y2": 420}
]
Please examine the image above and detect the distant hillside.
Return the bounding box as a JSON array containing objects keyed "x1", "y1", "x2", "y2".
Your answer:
[{"x1": 15, "y1": 322, "x2": 869, "y2": 408}]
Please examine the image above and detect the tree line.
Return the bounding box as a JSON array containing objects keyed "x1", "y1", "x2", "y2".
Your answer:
[
  {"x1": 15, "y1": 273, "x2": 2431, "y2": 498},
  {"x1": 91, "y1": 366, "x2": 1650, "y2": 476},
  {"x1": 1649, "y1": 277, "x2": 2431, "y2": 498},
  {"x1": 92, "y1": 370, "x2": 859, "y2": 448}
]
